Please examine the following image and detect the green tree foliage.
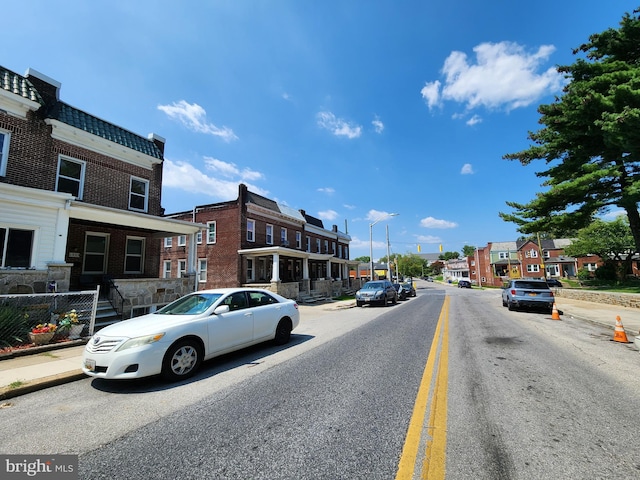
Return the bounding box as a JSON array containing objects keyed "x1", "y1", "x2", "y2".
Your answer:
[
  {"x1": 354, "y1": 256, "x2": 370, "y2": 263},
  {"x1": 501, "y1": 9, "x2": 640, "y2": 252},
  {"x1": 461, "y1": 245, "x2": 476, "y2": 257},
  {"x1": 396, "y1": 254, "x2": 428, "y2": 278},
  {"x1": 563, "y1": 217, "x2": 636, "y2": 278},
  {"x1": 438, "y1": 251, "x2": 460, "y2": 261}
]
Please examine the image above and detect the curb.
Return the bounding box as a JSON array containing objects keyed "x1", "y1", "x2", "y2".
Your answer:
[{"x1": 0, "y1": 370, "x2": 86, "y2": 401}]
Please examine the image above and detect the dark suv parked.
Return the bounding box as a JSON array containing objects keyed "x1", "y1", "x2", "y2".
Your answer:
[
  {"x1": 356, "y1": 280, "x2": 398, "y2": 307},
  {"x1": 501, "y1": 279, "x2": 554, "y2": 312}
]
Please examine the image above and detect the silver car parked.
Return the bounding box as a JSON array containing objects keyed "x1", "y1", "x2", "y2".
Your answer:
[
  {"x1": 355, "y1": 280, "x2": 398, "y2": 307},
  {"x1": 501, "y1": 279, "x2": 554, "y2": 312}
]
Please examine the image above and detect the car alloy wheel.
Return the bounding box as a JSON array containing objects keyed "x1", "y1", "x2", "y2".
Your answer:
[{"x1": 162, "y1": 340, "x2": 202, "y2": 381}]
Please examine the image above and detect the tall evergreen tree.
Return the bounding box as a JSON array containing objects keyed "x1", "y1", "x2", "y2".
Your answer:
[{"x1": 501, "y1": 9, "x2": 640, "y2": 252}]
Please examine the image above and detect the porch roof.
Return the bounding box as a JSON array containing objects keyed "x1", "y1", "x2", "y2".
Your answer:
[{"x1": 69, "y1": 201, "x2": 205, "y2": 235}]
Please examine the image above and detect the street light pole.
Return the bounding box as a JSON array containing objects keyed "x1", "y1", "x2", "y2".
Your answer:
[{"x1": 369, "y1": 213, "x2": 398, "y2": 281}]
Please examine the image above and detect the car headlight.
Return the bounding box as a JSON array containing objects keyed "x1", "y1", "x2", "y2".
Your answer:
[{"x1": 116, "y1": 333, "x2": 166, "y2": 352}]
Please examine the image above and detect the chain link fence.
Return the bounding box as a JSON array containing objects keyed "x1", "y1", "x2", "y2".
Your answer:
[{"x1": 0, "y1": 291, "x2": 99, "y2": 350}]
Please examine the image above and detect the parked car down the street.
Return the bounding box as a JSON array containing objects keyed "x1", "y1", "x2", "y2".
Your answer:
[
  {"x1": 501, "y1": 279, "x2": 554, "y2": 312},
  {"x1": 82, "y1": 288, "x2": 300, "y2": 381},
  {"x1": 355, "y1": 280, "x2": 398, "y2": 307},
  {"x1": 393, "y1": 283, "x2": 408, "y2": 301},
  {"x1": 401, "y1": 282, "x2": 416, "y2": 297},
  {"x1": 458, "y1": 280, "x2": 472, "y2": 288}
]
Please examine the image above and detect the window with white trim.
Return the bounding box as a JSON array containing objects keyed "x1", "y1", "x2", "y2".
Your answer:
[
  {"x1": 83, "y1": 233, "x2": 109, "y2": 274},
  {"x1": 316, "y1": 238, "x2": 321, "y2": 253},
  {"x1": 498, "y1": 251, "x2": 510, "y2": 259},
  {"x1": 164, "y1": 237, "x2": 172, "y2": 248},
  {"x1": 526, "y1": 264, "x2": 540, "y2": 273},
  {"x1": 524, "y1": 248, "x2": 538, "y2": 258},
  {"x1": 207, "y1": 222, "x2": 216, "y2": 244},
  {"x1": 178, "y1": 259, "x2": 187, "y2": 278},
  {"x1": 163, "y1": 260, "x2": 171, "y2": 278},
  {"x1": 296, "y1": 232, "x2": 302, "y2": 249},
  {"x1": 0, "y1": 130, "x2": 10, "y2": 176},
  {"x1": 585, "y1": 263, "x2": 597, "y2": 272},
  {"x1": 196, "y1": 230, "x2": 202, "y2": 244},
  {"x1": 338, "y1": 245, "x2": 343, "y2": 258},
  {"x1": 332, "y1": 241, "x2": 336, "y2": 254},
  {"x1": 266, "y1": 224, "x2": 273, "y2": 245},
  {"x1": 247, "y1": 219, "x2": 255, "y2": 242},
  {"x1": 281, "y1": 228, "x2": 287, "y2": 246},
  {"x1": 0, "y1": 226, "x2": 34, "y2": 268},
  {"x1": 129, "y1": 177, "x2": 149, "y2": 212},
  {"x1": 124, "y1": 237, "x2": 145, "y2": 273},
  {"x1": 178, "y1": 235, "x2": 186, "y2": 247},
  {"x1": 56, "y1": 156, "x2": 85, "y2": 199},
  {"x1": 306, "y1": 236, "x2": 311, "y2": 252},
  {"x1": 247, "y1": 258, "x2": 254, "y2": 281},
  {"x1": 198, "y1": 259, "x2": 207, "y2": 283},
  {"x1": 324, "y1": 240, "x2": 329, "y2": 253}
]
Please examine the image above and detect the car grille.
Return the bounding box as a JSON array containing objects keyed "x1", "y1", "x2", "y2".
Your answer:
[{"x1": 85, "y1": 336, "x2": 125, "y2": 354}]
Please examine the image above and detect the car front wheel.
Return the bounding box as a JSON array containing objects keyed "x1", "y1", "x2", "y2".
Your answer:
[
  {"x1": 162, "y1": 340, "x2": 202, "y2": 381},
  {"x1": 274, "y1": 318, "x2": 292, "y2": 345}
]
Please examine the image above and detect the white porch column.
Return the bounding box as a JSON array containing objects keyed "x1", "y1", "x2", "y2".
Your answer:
[
  {"x1": 271, "y1": 253, "x2": 280, "y2": 282},
  {"x1": 303, "y1": 257, "x2": 309, "y2": 280},
  {"x1": 326, "y1": 259, "x2": 332, "y2": 279}
]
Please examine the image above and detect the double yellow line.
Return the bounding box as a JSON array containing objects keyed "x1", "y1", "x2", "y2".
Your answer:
[{"x1": 396, "y1": 295, "x2": 450, "y2": 480}]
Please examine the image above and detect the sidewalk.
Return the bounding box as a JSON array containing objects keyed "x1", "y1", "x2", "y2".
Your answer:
[{"x1": 1, "y1": 295, "x2": 638, "y2": 400}]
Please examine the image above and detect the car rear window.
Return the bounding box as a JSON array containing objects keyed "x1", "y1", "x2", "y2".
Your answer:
[{"x1": 513, "y1": 281, "x2": 550, "y2": 290}]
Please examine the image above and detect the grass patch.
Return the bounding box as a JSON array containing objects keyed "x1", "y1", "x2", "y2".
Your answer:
[{"x1": 8, "y1": 380, "x2": 26, "y2": 389}]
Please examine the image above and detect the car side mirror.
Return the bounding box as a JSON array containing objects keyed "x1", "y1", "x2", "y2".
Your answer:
[{"x1": 214, "y1": 305, "x2": 230, "y2": 314}]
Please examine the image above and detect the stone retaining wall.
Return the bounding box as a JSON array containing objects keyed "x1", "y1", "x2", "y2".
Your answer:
[{"x1": 555, "y1": 288, "x2": 640, "y2": 309}]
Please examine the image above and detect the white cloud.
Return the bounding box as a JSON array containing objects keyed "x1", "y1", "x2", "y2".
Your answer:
[
  {"x1": 421, "y1": 80, "x2": 441, "y2": 109},
  {"x1": 204, "y1": 157, "x2": 263, "y2": 182},
  {"x1": 317, "y1": 111, "x2": 362, "y2": 139},
  {"x1": 318, "y1": 209, "x2": 338, "y2": 220},
  {"x1": 163, "y1": 159, "x2": 267, "y2": 200},
  {"x1": 158, "y1": 100, "x2": 238, "y2": 142},
  {"x1": 317, "y1": 187, "x2": 335, "y2": 194},
  {"x1": 420, "y1": 216, "x2": 458, "y2": 228},
  {"x1": 416, "y1": 234, "x2": 442, "y2": 244},
  {"x1": 366, "y1": 209, "x2": 399, "y2": 223},
  {"x1": 461, "y1": 163, "x2": 474, "y2": 175},
  {"x1": 372, "y1": 116, "x2": 384, "y2": 133},
  {"x1": 422, "y1": 41, "x2": 563, "y2": 112},
  {"x1": 466, "y1": 114, "x2": 482, "y2": 126},
  {"x1": 343, "y1": 204, "x2": 356, "y2": 210}
]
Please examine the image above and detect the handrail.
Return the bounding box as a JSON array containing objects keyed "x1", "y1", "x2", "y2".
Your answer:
[{"x1": 102, "y1": 275, "x2": 128, "y2": 319}]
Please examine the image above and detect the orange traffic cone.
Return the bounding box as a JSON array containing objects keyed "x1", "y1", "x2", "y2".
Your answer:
[
  {"x1": 551, "y1": 302, "x2": 561, "y2": 320},
  {"x1": 613, "y1": 315, "x2": 631, "y2": 343}
]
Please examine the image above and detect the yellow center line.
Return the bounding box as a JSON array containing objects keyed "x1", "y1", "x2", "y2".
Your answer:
[{"x1": 396, "y1": 295, "x2": 450, "y2": 480}]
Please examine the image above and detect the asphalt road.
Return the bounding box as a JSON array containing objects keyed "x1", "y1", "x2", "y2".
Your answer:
[{"x1": 1, "y1": 283, "x2": 639, "y2": 479}]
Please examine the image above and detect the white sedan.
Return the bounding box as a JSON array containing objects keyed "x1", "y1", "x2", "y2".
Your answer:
[{"x1": 82, "y1": 288, "x2": 300, "y2": 381}]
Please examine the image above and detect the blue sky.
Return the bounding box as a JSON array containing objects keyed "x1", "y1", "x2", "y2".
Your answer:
[{"x1": 3, "y1": 1, "x2": 637, "y2": 260}]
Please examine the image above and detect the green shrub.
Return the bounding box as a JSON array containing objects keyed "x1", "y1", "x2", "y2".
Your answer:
[{"x1": 0, "y1": 304, "x2": 30, "y2": 348}]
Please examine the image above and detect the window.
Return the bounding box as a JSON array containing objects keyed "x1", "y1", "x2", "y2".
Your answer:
[
  {"x1": 124, "y1": 237, "x2": 145, "y2": 273},
  {"x1": 324, "y1": 240, "x2": 329, "y2": 253},
  {"x1": 332, "y1": 241, "x2": 336, "y2": 254},
  {"x1": 247, "y1": 258, "x2": 254, "y2": 281},
  {"x1": 543, "y1": 250, "x2": 550, "y2": 259},
  {"x1": 207, "y1": 222, "x2": 216, "y2": 244},
  {"x1": 296, "y1": 232, "x2": 302, "y2": 249},
  {"x1": 306, "y1": 236, "x2": 311, "y2": 252},
  {"x1": 129, "y1": 177, "x2": 149, "y2": 212},
  {"x1": 178, "y1": 235, "x2": 186, "y2": 246},
  {"x1": 247, "y1": 219, "x2": 255, "y2": 242},
  {"x1": 316, "y1": 238, "x2": 321, "y2": 253},
  {"x1": 281, "y1": 228, "x2": 287, "y2": 246},
  {"x1": 338, "y1": 245, "x2": 343, "y2": 258},
  {"x1": 196, "y1": 231, "x2": 202, "y2": 244},
  {"x1": 498, "y1": 252, "x2": 510, "y2": 259},
  {"x1": 83, "y1": 233, "x2": 109, "y2": 274},
  {"x1": 198, "y1": 259, "x2": 207, "y2": 283},
  {"x1": 163, "y1": 260, "x2": 171, "y2": 278},
  {"x1": 585, "y1": 263, "x2": 597, "y2": 272},
  {"x1": 56, "y1": 156, "x2": 85, "y2": 198},
  {"x1": 178, "y1": 260, "x2": 187, "y2": 278},
  {"x1": 0, "y1": 130, "x2": 10, "y2": 176},
  {"x1": 526, "y1": 264, "x2": 540, "y2": 273},
  {"x1": 0, "y1": 226, "x2": 34, "y2": 268},
  {"x1": 164, "y1": 237, "x2": 172, "y2": 248},
  {"x1": 525, "y1": 249, "x2": 538, "y2": 258},
  {"x1": 266, "y1": 224, "x2": 273, "y2": 244}
]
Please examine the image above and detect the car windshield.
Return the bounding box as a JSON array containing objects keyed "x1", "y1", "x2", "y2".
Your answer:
[
  {"x1": 363, "y1": 282, "x2": 385, "y2": 290},
  {"x1": 156, "y1": 293, "x2": 223, "y2": 315}
]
